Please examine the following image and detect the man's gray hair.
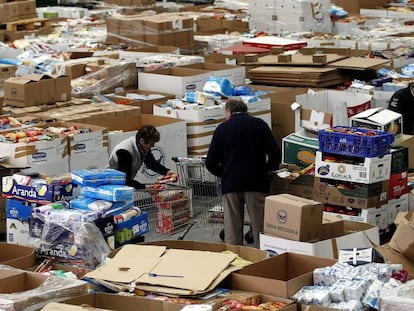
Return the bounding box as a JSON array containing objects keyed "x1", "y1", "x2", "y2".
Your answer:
[{"x1": 225, "y1": 97, "x2": 248, "y2": 114}]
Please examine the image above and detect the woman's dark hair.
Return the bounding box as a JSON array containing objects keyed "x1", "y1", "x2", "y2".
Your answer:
[
  {"x1": 136, "y1": 125, "x2": 160, "y2": 144},
  {"x1": 225, "y1": 97, "x2": 248, "y2": 114},
  {"x1": 409, "y1": 82, "x2": 414, "y2": 89}
]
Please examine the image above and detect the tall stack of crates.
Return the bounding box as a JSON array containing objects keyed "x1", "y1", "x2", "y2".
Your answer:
[{"x1": 313, "y1": 126, "x2": 408, "y2": 242}]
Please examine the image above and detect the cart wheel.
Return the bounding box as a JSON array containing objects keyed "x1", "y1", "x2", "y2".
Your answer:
[
  {"x1": 219, "y1": 228, "x2": 225, "y2": 241},
  {"x1": 244, "y1": 229, "x2": 254, "y2": 244}
]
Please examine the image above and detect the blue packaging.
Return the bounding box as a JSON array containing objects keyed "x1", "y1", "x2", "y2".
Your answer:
[
  {"x1": 71, "y1": 169, "x2": 126, "y2": 187},
  {"x1": 82, "y1": 184, "x2": 135, "y2": 202}
]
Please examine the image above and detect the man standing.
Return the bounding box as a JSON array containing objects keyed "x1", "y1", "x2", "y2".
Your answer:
[
  {"x1": 388, "y1": 82, "x2": 414, "y2": 135},
  {"x1": 205, "y1": 97, "x2": 281, "y2": 248}
]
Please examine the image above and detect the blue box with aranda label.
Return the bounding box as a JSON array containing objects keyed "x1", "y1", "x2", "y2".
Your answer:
[
  {"x1": 114, "y1": 212, "x2": 149, "y2": 248},
  {"x1": 6, "y1": 198, "x2": 39, "y2": 221},
  {"x1": 2, "y1": 176, "x2": 74, "y2": 204}
]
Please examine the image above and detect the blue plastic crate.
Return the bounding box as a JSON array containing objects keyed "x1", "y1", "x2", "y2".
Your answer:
[{"x1": 318, "y1": 126, "x2": 394, "y2": 158}]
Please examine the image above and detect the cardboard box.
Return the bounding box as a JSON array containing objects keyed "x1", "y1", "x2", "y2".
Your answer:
[
  {"x1": 269, "y1": 164, "x2": 314, "y2": 199},
  {"x1": 350, "y1": 107, "x2": 403, "y2": 142},
  {"x1": 260, "y1": 221, "x2": 379, "y2": 259},
  {"x1": 394, "y1": 134, "x2": 414, "y2": 170},
  {"x1": 114, "y1": 211, "x2": 149, "y2": 248},
  {"x1": 324, "y1": 205, "x2": 389, "y2": 230},
  {"x1": 2, "y1": 175, "x2": 73, "y2": 204},
  {"x1": 388, "y1": 171, "x2": 408, "y2": 200},
  {"x1": 0, "y1": 267, "x2": 88, "y2": 310},
  {"x1": 387, "y1": 194, "x2": 409, "y2": 226},
  {"x1": 295, "y1": 89, "x2": 372, "y2": 133},
  {"x1": 282, "y1": 130, "x2": 319, "y2": 168},
  {"x1": 50, "y1": 292, "x2": 296, "y2": 311},
  {"x1": 65, "y1": 63, "x2": 86, "y2": 79},
  {"x1": 23, "y1": 74, "x2": 56, "y2": 104},
  {"x1": 375, "y1": 243, "x2": 414, "y2": 280},
  {"x1": 4, "y1": 77, "x2": 41, "y2": 107},
  {"x1": 178, "y1": 62, "x2": 246, "y2": 86},
  {"x1": 243, "y1": 36, "x2": 307, "y2": 51},
  {"x1": 0, "y1": 242, "x2": 36, "y2": 269},
  {"x1": 0, "y1": 63, "x2": 17, "y2": 87},
  {"x1": 333, "y1": 0, "x2": 388, "y2": 14},
  {"x1": 61, "y1": 122, "x2": 109, "y2": 171},
  {"x1": 249, "y1": 85, "x2": 310, "y2": 145},
  {"x1": 54, "y1": 75, "x2": 72, "y2": 102},
  {"x1": 390, "y1": 146, "x2": 409, "y2": 175},
  {"x1": 313, "y1": 178, "x2": 389, "y2": 209},
  {"x1": 231, "y1": 253, "x2": 337, "y2": 298},
  {"x1": 314, "y1": 151, "x2": 392, "y2": 184},
  {"x1": 16, "y1": 0, "x2": 36, "y2": 19},
  {"x1": 389, "y1": 209, "x2": 414, "y2": 262},
  {"x1": 264, "y1": 194, "x2": 324, "y2": 241},
  {"x1": 6, "y1": 198, "x2": 37, "y2": 246},
  {"x1": 138, "y1": 67, "x2": 210, "y2": 98},
  {"x1": 108, "y1": 89, "x2": 175, "y2": 114}
]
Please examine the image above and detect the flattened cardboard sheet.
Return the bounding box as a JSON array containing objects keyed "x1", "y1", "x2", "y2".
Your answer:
[
  {"x1": 328, "y1": 57, "x2": 391, "y2": 70},
  {"x1": 84, "y1": 245, "x2": 237, "y2": 291},
  {"x1": 84, "y1": 245, "x2": 166, "y2": 283},
  {"x1": 136, "y1": 249, "x2": 237, "y2": 291}
]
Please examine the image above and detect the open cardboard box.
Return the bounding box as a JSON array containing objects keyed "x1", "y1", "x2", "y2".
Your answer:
[
  {"x1": 0, "y1": 266, "x2": 88, "y2": 310},
  {"x1": 50, "y1": 291, "x2": 297, "y2": 311},
  {"x1": 230, "y1": 252, "x2": 336, "y2": 298},
  {"x1": 0, "y1": 242, "x2": 36, "y2": 269},
  {"x1": 260, "y1": 220, "x2": 379, "y2": 259},
  {"x1": 389, "y1": 209, "x2": 414, "y2": 262}
]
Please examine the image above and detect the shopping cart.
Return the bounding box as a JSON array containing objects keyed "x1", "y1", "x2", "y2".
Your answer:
[
  {"x1": 172, "y1": 157, "x2": 253, "y2": 244},
  {"x1": 172, "y1": 157, "x2": 224, "y2": 226},
  {"x1": 133, "y1": 184, "x2": 193, "y2": 241}
]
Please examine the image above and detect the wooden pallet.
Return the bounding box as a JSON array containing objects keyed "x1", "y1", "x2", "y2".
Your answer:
[{"x1": 1, "y1": 17, "x2": 51, "y2": 32}]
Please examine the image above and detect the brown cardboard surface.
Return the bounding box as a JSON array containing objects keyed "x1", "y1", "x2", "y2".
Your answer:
[
  {"x1": 389, "y1": 222, "x2": 414, "y2": 262},
  {"x1": 136, "y1": 249, "x2": 237, "y2": 291},
  {"x1": 4, "y1": 77, "x2": 40, "y2": 107},
  {"x1": 257, "y1": 54, "x2": 347, "y2": 66},
  {"x1": 85, "y1": 244, "x2": 237, "y2": 291},
  {"x1": 231, "y1": 253, "x2": 336, "y2": 298},
  {"x1": 0, "y1": 242, "x2": 36, "y2": 269},
  {"x1": 375, "y1": 244, "x2": 414, "y2": 280},
  {"x1": 328, "y1": 57, "x2": 391, "y2": 70},
  {"x1": 41, "y1": 302, "x2": 113, "y2": 311},
  {"x1": 85, "y1": 245, "x2": 166, "y2": 283},
  {"x1": 264, "y1": 194, "x2": 324, "y2": 241}
]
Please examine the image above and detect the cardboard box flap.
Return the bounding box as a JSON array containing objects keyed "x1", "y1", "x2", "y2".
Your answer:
[
  {"x1": 352, "y1": 107, "x2": 382, "y2": 119},
  {"x1": 272, "y1": 193, "x2": 323, "y2": 206},
  {"x1": 23, "y1": 74, "x2": 53, "y2": 81},
  {"x1": 300, "y1": 108, "x2": 332, "y2": 132}
]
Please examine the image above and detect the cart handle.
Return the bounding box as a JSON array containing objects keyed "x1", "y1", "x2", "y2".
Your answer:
[{"x1": 172, "y1": 156, "x2": 206, "y2": 163}]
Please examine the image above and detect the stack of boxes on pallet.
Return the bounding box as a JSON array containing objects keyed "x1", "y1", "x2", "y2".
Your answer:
[
  {"x1": 314, "y1": 125, "x2": 408, "y2": 241},
  {"x1": 0, "y1": 0, "x2": 51, "y2": 42}
]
